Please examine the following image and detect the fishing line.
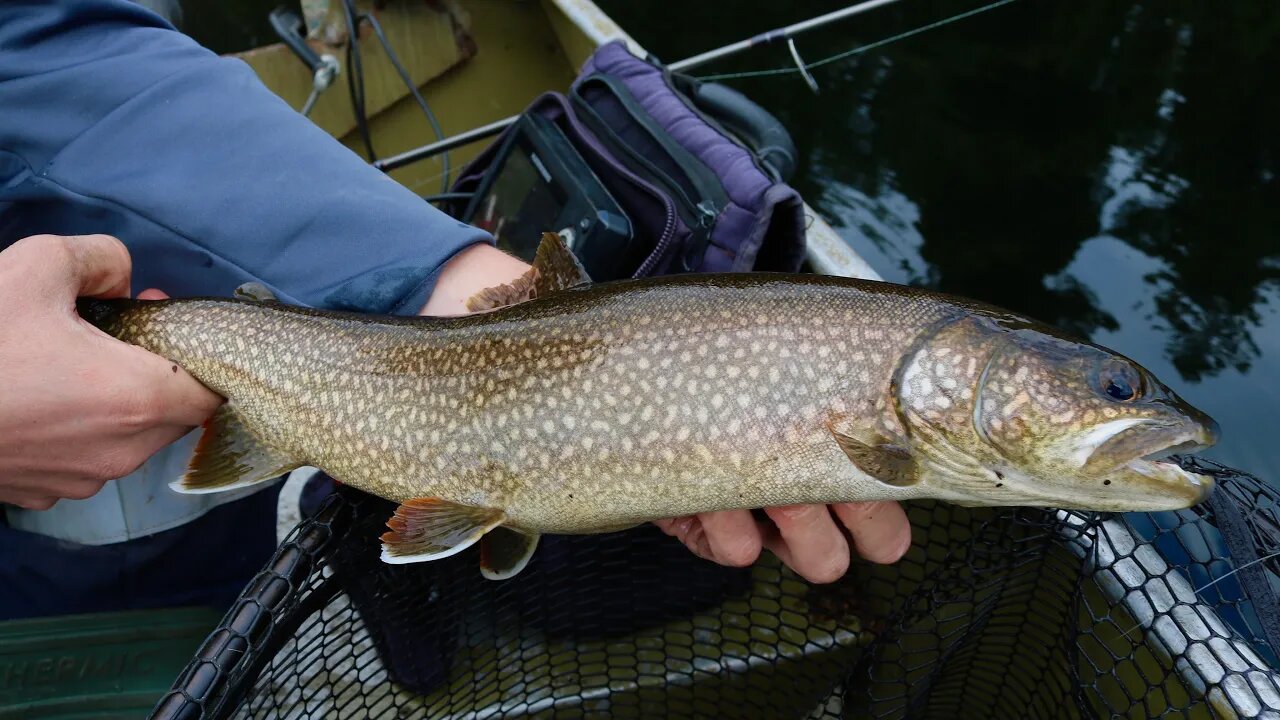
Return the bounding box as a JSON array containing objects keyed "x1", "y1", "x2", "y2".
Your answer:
[
  {"x1": 403, "y1": 165, "x2": 454, "y2": 195},
  {"x1": 694, "y1": 0, "x2": 1020, "y2": 83},
  {"x1": 1116, "y1": 545, "x2": 1280, "y2": 640},
  {"x1": 373, "y1": 0, "x2": 1020, "y2": 172}
]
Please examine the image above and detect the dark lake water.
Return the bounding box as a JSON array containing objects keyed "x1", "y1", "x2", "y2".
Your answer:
[
  {"x1": 600, "y1": 0, "x2": 1280, "y2": 478},
  {"x1": 188, "y1": 1, "x2": 1278, "y2": 478}
]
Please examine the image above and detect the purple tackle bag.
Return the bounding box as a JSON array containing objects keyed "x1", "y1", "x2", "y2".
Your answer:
[{"x1": 448, "y1": 41, "x2": 807, "y2": 280}]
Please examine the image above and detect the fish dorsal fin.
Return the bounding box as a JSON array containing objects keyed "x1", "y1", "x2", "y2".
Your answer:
[
  {"x1": 465, "y1": 268, "x2": 538, "y2": 312},
  {"x1": 480, "y1": 527, "x2": 540, "y2": 580},
  {"x1": 464, "y1": 232, "x2": 592, "y2": 312},
  {"x1": 174, "y1": 405, "x2": 300, "y2": 493},
  {"x1": 530, "y1": 231, "x2": 592, "y2": 295},
  {"x1": 827, "y1": 420, "x2": 919, "y2": 487},
  {"x1": 379, "y1": 498, "x2": 505, "y2": 564}
]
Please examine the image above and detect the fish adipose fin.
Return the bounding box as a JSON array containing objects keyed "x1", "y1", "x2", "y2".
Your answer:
[
  {"x1": 175, "y1": 405, "x2": 300, "y2": 493},
  {"x1": 233, "y1": 281, "x2": 278, "y2": 303},
  {"x1": 464, "y1": 232, "x2": 593, "y2": 312},
  {"x1": 827, "y1": 421, "x2": 920, "y2": 487},
  {"x1": 380, "y1": 498, "x2": 505, "y2": 564},
  {"x1": 480, "y1": 527, "x2": 540, "y2": 580}
]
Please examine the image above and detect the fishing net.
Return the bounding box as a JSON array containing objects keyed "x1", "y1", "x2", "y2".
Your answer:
[{"x1": 148, "y1": 457, "x2": 1280, "y2": 720}]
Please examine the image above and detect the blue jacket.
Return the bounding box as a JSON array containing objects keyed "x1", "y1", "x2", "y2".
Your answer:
[
  {"x1": 0, "y1": 0, "x2": 492, "y2": 616},
  {"x1": 0, "y1": 0, "x2": 490, "y2": 312}
]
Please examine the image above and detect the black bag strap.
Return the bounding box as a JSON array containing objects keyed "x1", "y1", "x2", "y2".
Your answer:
[{"x1": 1208, "y1": 489, "x2": 1280, "y2": 655}]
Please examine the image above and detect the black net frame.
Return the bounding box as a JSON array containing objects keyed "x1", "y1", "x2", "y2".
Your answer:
[{"x1": 147, "y1": 457, "x2": 1280, "y2": 719}]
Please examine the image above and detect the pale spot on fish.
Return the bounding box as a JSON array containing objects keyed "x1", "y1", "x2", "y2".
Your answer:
[{"x1": 1001, "y1": 391, "x2": 1030, "y2": 418}]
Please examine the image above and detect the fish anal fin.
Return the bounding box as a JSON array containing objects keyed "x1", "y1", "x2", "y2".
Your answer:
[
  {"x1": 463, "y1": 233, "x2": 592, "y2": 312},
  {"x1": 827, "y1": 420, "x2": 919, "y2": 487},
  {"x1": 480, "y1": 527, "x2": 540, "y2": 580},
  {"x1": 379, "y1": 498, "x2": 504, "y2": 564},
  {"x1": 174, "y1": 405, "x2": 299, "y2": 494}
]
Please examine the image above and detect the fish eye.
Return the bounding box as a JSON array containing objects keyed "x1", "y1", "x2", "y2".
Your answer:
[
  {"x1": 1096, "y1": 360, "x2": 1142, "y2": 402},
  {"x1": 1105, "y1": 376, "x2": 1135, "y2": 401}
]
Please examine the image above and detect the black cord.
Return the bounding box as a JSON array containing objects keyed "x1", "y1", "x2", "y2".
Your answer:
[
  {"x1": 362, "y1": 11, "x2": 451, "y2": 193},
  {"x1": 342, "y1": 0, "x2": 376, "y2": 162},
  {"x1": 419, "y1": 192, "x2": 473, "y2": 205}
]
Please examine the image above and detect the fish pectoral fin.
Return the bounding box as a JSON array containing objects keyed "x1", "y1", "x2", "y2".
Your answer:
[
  {"x1": 479, "y1": 527, "x2": 540, "y2": 580},
  {"x1": 827, "y1": 421, "x2": 920, "y2": 487},
  {"x1": 379, "y1": 498, "x2": 505, "y2": 564},
  {"x1": 175, "y1": 405, "x2": 299, "y2": 493},
  {"x1": 464, "y1": 232, "x2": 592, "y2": 312}
]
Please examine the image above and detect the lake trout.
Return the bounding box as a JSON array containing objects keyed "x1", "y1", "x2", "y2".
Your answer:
[{"x1": 78, "y1": 234, "x2": 1219, "y2": 579}]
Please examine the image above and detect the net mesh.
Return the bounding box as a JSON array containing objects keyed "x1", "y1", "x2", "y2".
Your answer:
[{"x1": 149, "y1": 458, "x2": 1280, "y2": 720}]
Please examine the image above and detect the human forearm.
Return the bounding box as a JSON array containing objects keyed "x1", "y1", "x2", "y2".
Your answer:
[{"x1": 0, "y1": 0, "x2": 491, "y2": 315}]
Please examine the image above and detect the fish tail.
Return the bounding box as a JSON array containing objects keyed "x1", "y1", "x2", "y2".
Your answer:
[{"x1": 76, "y1": 297, "x2": 138, "y2": 337}]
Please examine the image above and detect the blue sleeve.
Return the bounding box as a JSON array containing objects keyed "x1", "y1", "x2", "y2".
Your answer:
[{"x1": 0, "y1": 0, "x2": 493, "y2": 314}]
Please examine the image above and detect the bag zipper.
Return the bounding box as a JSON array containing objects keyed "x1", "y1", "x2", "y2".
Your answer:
[
  {"x1": 543, "y1": 96, "x2": 678, "y2": 278},
  {"x1": 572, "y1": 76, "x2": 729, "y2": 271}
]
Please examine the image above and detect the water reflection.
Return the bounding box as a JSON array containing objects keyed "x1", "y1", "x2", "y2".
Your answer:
[{"x1": 602, "y1": 0, "x2": 1279, "y2": 474}]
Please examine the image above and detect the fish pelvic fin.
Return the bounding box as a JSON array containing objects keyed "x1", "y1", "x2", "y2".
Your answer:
[
  {"x1": 175, "y1": 405, "x2": 300, "y2": 493},
  {"x1": 827, "y1": 420, "x2": 920, "y2": 487},
  {"x1": 464, "y1": 232, "x2": 592, "y2": 312},
  {"x1": 379, "y1": 499, "x2": 505, "y2": 565},
  {"x1": 480, "y1": 527, "x2": 540, "y2": 580}
]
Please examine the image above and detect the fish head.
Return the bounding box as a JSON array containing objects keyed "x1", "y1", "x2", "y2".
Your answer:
[{"x1": 896, "y1": 316, "x2": 1219, "y2": 511}]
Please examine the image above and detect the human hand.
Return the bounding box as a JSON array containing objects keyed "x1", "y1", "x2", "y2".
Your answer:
[
  {"x1": 653, "y1": 502, "x2": 912, "y2": 583},
  {"x1": 0, "y1": 234, "x2": 223, "y2": 510},
  {"x1": 420, "y1": 243, "x2": 914, "y2": 583}
]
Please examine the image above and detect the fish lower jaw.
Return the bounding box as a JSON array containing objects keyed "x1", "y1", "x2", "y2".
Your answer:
[{"x1": 1125, "y1": 457, "x2": 1215, "y2": 506}]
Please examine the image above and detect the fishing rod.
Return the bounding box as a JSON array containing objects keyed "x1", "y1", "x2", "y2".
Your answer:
[{"x1": 372, "y1": 0, "x2": 903, "y2": 173}]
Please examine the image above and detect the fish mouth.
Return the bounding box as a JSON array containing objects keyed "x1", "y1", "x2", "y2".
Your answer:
[
  {"x1": 1123, "y1": 451, "x2": 1216, "y2": 505},
  {"x1": 1082, "y1": 419, "x2": 1219, "y2": 470},
  {"x1": 1082, "y1": 420, "x2": 1221, "y2": 504}
]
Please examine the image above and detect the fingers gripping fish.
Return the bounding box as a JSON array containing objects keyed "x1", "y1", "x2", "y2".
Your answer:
[{"x1": 78, "y1": 234, "x2": 1220, "y2": 580}]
